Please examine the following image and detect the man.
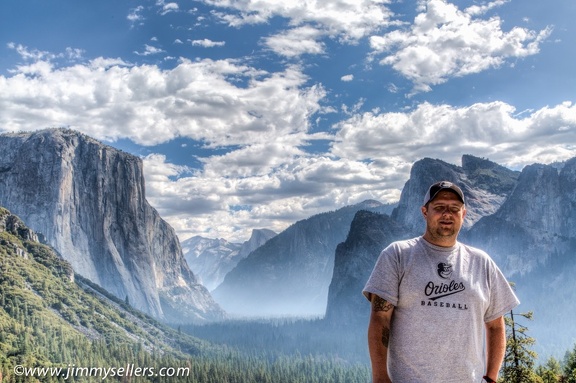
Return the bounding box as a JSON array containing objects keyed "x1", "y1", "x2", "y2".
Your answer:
[{"x1": 363, "y1": 181, "x2": 519, "y2": 383}]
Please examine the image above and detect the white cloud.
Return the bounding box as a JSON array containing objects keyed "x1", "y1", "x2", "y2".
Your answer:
[
  {"x1": 331, "y1": 101, "x2": 576, "y2": 169},
  {"x1": 369, "y1": 0, "x2": 552, "y2": 93},
  {"x1": 142, "y1": 152, "x2": 401, "y2": 242},
  {"x1": 8, "y1": 43, "x2": 85, "y2": 64},
  {"x1": 127, "y1": 5, "x2": 145, "y2": 25},
  {"x1": 207, "y1": 0, "x2": 394, "y2": 43},
  {"x1": 157, "y1": 0, "x2": 179, "y2": 15},
  {"x1": 2, "y1": 52, "x2": 573, "y2": 243},
  {"x1": 465, "y1": 0, "x2": 510, "y2": 17},
  {"x1": 341, "y1": 74, "x2": 354, "y2": 82},
  {"x1": 263, "y1": 26, "x2": 326, "y2": 57},
  {"x1": 0, "y1": 57, "x2": 325, "y2": 147},
  {"x1": 190, "y1": 39, "x2": 226, "y2": 48},
  {"x1": 134, "y1": 44, "x2": 166, "y2": 56}
]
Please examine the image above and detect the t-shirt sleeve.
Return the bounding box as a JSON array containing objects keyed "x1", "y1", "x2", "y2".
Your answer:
[
  {"x1": 362, "y1": 243, "x2": 401, "y2": 306},
  {"x1": 484, "y1": 261, "x2": 520, "y2": 322}
]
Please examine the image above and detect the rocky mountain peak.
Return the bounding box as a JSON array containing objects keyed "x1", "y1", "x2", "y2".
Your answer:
[
  {"x1": 392, "y1": 155, "x2": 520, "y2": 233},
  {"x1": 0, "y1": 128, "x2": 223, "y2": 323}
]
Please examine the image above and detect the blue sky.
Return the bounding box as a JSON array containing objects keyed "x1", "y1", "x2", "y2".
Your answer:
[{"x1": 1, "y1": 0, "x2": 575, "y2": 242}]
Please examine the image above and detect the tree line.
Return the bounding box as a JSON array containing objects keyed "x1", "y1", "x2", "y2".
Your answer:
[{"x1": 0, "y1": 208, "x2": 371, "y2": 382}]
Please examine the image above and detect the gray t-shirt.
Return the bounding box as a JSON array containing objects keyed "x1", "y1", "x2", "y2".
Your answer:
[{"x1": 363, "y1": 236, "x2": 519, "y2": 382}]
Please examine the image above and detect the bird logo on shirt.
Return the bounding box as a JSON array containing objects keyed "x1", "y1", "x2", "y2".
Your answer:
[{"x1": 437, "y1": 263, "x2": 453, "y2": 279}]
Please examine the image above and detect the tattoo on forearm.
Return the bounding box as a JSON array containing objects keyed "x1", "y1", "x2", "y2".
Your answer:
[
  {"x1": 381, "y1": 327, "x2": 390, "y2": 347},
  {"x1": 372, "y1": 295, "x2": 393, "y2": 312}
]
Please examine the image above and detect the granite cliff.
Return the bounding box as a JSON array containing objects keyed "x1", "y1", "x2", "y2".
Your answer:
[
  {"x1": 0, "y1": 129, "x2": 223, "y2": 323},
  {"x1": 463, "y1": 158, "x2": 576, "y2": 356},
  {"x1": 392, "y1": 155, "x2": 519, "y2": 233}
]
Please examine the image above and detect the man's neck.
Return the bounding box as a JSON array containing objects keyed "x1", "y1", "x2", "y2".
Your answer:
[{"x1": 422, "y1": 232, "x2": 457, "y2": 248}]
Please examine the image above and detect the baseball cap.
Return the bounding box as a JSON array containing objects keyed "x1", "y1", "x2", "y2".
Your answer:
[{"x1": 423, "y1": 181, "x2": 465, "y2": 206}]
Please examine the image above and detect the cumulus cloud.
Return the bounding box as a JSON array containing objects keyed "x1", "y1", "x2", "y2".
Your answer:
[
  {"x1": 0, "y1": 57, "x2": 325, "y2": 148},
  {"x1": 139, "y1": 99, "x2": 576, "y2": 241},
  {"x1": 128, "y1": 5, "x2": 145, "y2": 26},
  {"x1": 157, "y1": 0, "x2": 179, "y2": 15},
  {"x1": 141, "y1": 98, "x2": 576, "y2": 242},
  {"x1": 331, "y1": 101, "x2": 576, "y2": 169},
  {"x1": 2, "y1": 52, "x2": 574, "y2": 242},
  {"x1": 263, "y1": 26, "x2": 326, "y2": 57},
  {"x1": 207, "y1": 0, "x2": 394, "y2": 55},
  {"x1": 143, "y1": 151, "x2": 400, "y2": 241},
  {"x1": 369, "y1": 0, "x2": 552, "y2": 93},
  {"x1": 203, "y1": 0, "x2": 551, "y2": 90}
]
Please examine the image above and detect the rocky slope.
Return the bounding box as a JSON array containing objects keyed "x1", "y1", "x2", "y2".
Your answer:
[
  {"x1": 0, "y1": 205, "x2": 208, "y2": 355},
  {"x1": 462, "y1": 158, "x2": 576, "y2": 357},
  {"x1": 182, "y1": 229, "x2": 276, "y2": 291},
  {"x1": 464, "y1": 159, "x2": 576, "y2": 275},
  {"x1": 0, "y1": 129, "x2": 223, "y2": 323}
]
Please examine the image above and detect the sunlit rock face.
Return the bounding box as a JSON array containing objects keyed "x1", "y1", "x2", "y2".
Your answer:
[
  {"x1": 0, "y1": 128, "x2": 224, "y2": 323},
  {"x1": 392, "y1": 155, "x2": 519, "y2": 234},
  {"x1": 465, "y1": 159, "x2": 576, "y2": 275}
]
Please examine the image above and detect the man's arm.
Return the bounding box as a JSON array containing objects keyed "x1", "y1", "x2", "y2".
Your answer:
[
  {"x1": 367, "y1": 293, "x2": 394, "y2": 383},
  {"x1": 485, "y1": 316, "x2": 506, "y2": 381}
]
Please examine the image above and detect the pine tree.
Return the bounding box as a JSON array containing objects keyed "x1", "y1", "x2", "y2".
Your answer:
[
  {"x1": 564, "y1": 344, "x2": 576, "y2": 383},
  {"x1": 536, "y1": 357, "x2": 561, "y2": 383},
  {"x1": 501, "y1": 310, "x2": 542, "y2": 383}
]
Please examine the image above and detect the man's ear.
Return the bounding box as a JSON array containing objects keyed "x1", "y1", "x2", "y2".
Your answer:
[{"x1": 421, "y1": 205, "x2": 427, "y2": 218}]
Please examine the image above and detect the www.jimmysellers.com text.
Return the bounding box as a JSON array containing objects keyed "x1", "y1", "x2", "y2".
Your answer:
[{"x1": 14, "y1": 364, "x2": 191, "y2": 380}]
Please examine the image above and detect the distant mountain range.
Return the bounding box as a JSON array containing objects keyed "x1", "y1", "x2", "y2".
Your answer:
[
  {"x1": 182, "y1": 229, "x2": 276, "y2": 291},
  {"x1": 211, "y1": 200, "x2": 395, "y2": 317}
]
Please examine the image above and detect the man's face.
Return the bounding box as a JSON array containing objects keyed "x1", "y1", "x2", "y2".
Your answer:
[{"x1": 421, "y1": 190, "x2": 466, "y2": 246}]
